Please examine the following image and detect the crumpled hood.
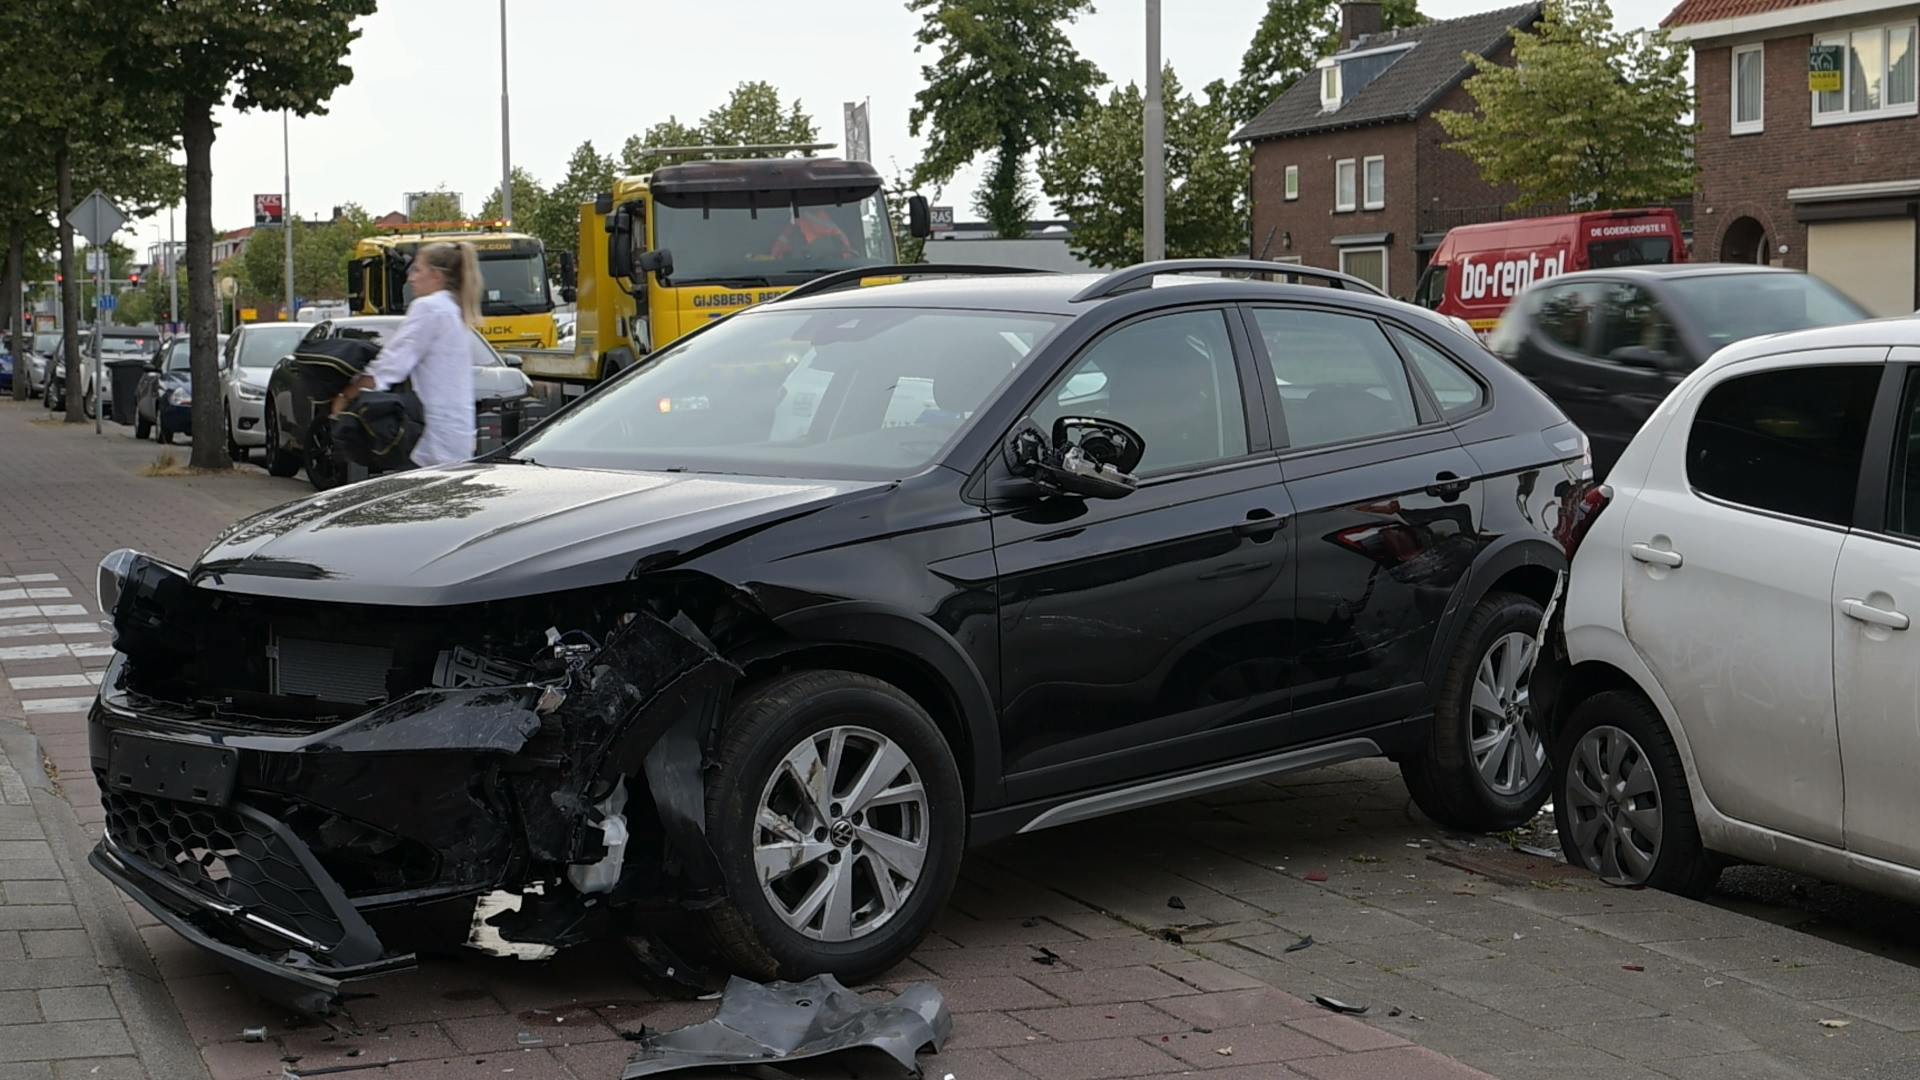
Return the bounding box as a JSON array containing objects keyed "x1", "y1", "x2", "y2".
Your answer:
[{"x1": 195, "y1": 462, "x2": 885, "y2": 605}]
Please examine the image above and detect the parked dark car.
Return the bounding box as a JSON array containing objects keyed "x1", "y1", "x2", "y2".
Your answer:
[
  {"x1": 41, "y1": 335, "x2": 73, "y2": 410},
  {"x1": 1487, "y1": 264, "x2": 1869, "y2": 477},
  {"x1": 135, "y1": 335, "x2": 228, "y2": 443},
  {"x1": 89, "y1": 261, "x2": 1595, "y2": 1014},
  {"x1": 42, "y1": 326, "x2": 162, "y2": 419},
  {"x1": 263, "y1": 315, "x2": 532, "y2": 490}
]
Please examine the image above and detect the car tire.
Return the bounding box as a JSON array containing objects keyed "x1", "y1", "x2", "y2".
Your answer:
[
  {"x1": 1553, "y1": 691, "x2": 1716, "y2": 896},
  {"x1": 81, "y1": 390, "x2": 94, "y2": 420},
  {"x1": 226, "y1": 406, "x2": 247, "y2": 463},
  {"x1": 134, "y1": 412, "x2": 151, "y2": 440},
  {"x1": 262, "y1": 408, "x2": 300, "y2": 478},
  {"x1": 701, "y1": 670, "x2": 965, "y2": 983},
  {"x1": 1403, "y1": 591, "x2": 1551, "y2": 832},
  {"x1": 305, "y1": 422, "x2": 343, "y2": 491}
]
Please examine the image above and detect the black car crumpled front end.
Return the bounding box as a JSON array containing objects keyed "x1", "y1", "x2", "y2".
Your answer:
[{"x1": 87, "y1": 550, "x2": 740, "y2": 1015}]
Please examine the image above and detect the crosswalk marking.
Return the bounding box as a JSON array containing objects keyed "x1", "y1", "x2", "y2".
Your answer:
[
  {"x1": 8, "y1": 673, "x2": 104, "y2": 690},
  {"x1": 0, "y1": 622, "x2": 110, "y2": 640},
  {"x1": 21, "y1": 697, "x2": 93, "y2": 715},
  {"x1": 0, "y1": 588, "x2": 71, "y2": 602},
  {"x1": 69, "y1": 644, "x2": 113, "y2": 659},
  {"x1": 0, "y1": 642, "x2": 114, "y2": 662},
  {"x1": 0, "y1": 574, "x2": 59, "y2": 586},
  {"x1": 0, "y1": 604, "x2": 88, "y2": 621}
]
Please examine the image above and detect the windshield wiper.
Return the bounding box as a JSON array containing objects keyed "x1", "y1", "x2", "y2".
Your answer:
[
  {"x1": 677, "y1": 276, "x2": 773, "y2": 288},
  {"x1": 481, "y1": 303, "x2": 550, "y2": 316}
]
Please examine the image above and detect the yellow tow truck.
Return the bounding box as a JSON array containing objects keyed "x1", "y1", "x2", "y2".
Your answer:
[
  {"x1": 532, "y1": 147, "x2": 929, "y2": 387},
  {"x1": 348, "y1": 224, "x2": 559, "y2": 349}
]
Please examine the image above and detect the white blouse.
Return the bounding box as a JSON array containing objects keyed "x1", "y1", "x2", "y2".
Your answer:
[{"x1": 366, "y1": 290, "x2": 477, "y2": 467}]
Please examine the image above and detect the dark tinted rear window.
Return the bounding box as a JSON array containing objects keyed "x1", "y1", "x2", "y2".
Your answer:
[{"x1": 1687, "y1": 365, "x2": 1880, "y2": 527}]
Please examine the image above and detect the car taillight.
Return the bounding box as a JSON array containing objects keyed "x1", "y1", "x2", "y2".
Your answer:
[{"x1": 1556, "y1": 483, "x2": 1612, "y2": 559}]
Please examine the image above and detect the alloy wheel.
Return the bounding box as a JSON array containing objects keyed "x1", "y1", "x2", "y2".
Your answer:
[
  {"x1": 1469, "y1": 631, "x2": 1543, "y2": 796},
  {"x1": 1563, "y1": 724, "x2": 1664, "y2": 884},
  {"x1": 753, "y1": 725, "x2": 930, "y2": 943}
]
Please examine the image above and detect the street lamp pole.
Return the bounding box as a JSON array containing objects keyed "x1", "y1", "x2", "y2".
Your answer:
[
  {"x1": 283, "y1": 110, "x2": 294, "y2": 319},
  {"x1": 1143, "y1": 0, "x2": 1165, "y2": 262},
  {"x1": 499, "y1": 0, "x2": 512, "y2": 225}
]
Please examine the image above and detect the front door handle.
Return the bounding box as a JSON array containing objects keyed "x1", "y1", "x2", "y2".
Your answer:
[
  {"x1": 1235, "y1": 509, "x2": 1283, "y2": 541},
  {"x1": 1842, "y1": 598, "x2": 1910, "y2": 631},
  {"x1": 1425, "y1": 471, "x2": 1471, "y2": 500},
  {"x1": 1629, "y1": 543, "x2": 1683, "y2": 569}
]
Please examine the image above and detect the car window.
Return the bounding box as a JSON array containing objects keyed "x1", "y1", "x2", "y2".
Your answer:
[
  {"x1": 1535, "y1": 283, "x2": 1603, "y2": 353},
  {"x1": 238, "y1": 324, "x2": 310, "y2": 368},
  {"x1": 1593, "y1": 283, "x2": 1677, "y2": 363},
  {"x1": 1687, "y1": 364, "x2": 1881, "y2": 528},
  {"x1": 468, "y1": 331, "x2": 502, "y2": 367},
  {"x1": 1663, "y1": 272, "x2": 1867, "y2": 349},
  {"x1": 1030, "y1": 311, "x2": 1248, "y2": 475},
  {"x1": 1252, "y1": 308, "x2": 1420, "y2": 450},
  {"x1": 1886, "y1": 371, "x2": 1920, "y2": 539},
  {"x1": 1389, "y1": 326, "x2": 1484, "y2": 417}
]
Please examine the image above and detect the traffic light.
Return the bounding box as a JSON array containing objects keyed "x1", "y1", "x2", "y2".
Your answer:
[
  {"x1": 55, "y1": 273, "x2": 63, "y2": 285},
  {"x1": 128, "y1": 272, "x2": 140, "y2": 287}
]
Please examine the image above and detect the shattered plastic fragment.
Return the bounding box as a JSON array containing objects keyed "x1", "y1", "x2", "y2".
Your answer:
[
  {"x1": 621, "y1": 975, "x2": 949, "y2": 1078},
  {"x1": 1304, "y1": 870, "x2": 1328, "y2": 883},
  {"x1": 1819, "y1": 1019, "x2": 1852, "y2": 1029},
  {"x1": 242, "y1": 1027, "x2": 268, "y2": 1042},
  {"x1": 1167, "y1": 895, "x2": 1186, "y2": 910},
  {"x1": 1622, "y1": 964, "x2": 1645, "y2": 973},
  {"x1": 1032, "y1": 946, "x2": 1062, "y2": 966},
  {"x1": 515, "y1": 1033, "x2": 545, "y2": 1047},
  {"x1": 1285, "y1": 935, "x2": 1314, "y2": 953},
  {"x1": 1313, "y1": 995, "x2": 1369, "y2": 1015}
]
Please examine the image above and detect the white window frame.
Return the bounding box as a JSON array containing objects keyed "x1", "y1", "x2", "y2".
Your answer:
[
  {"x1": 1339, "y1": 246, "x2": 1388, "y2": 293},
  {"x1": 1284, "y1": 165, "x2": 1299, "y2": 201},
  {"x1": 1335, "y1": 159, "x2": 1357, "y2": 212},
  {"x1": 1811, "y1": 19, "x2": 1919, "y2": 126},
  {"x1": 1362, "y1": 155, "x2": 1386, "y2": 210},
  {"x1": 1320, "y1": 64, "x2": 1342, "y2": 111},
  {"x1": 1732, "y1": 43, "x2": 1764, "y2": 134}
]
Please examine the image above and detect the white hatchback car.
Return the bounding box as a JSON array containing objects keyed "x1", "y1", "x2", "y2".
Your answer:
[{"x1": 1542, "y1": 315, "x2": 1920, "y2": 900}]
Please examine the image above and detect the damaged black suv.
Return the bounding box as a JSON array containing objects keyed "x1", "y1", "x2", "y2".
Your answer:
[{"x1": 89, "y1": 260, "x2": 1594, "y2": 1013}]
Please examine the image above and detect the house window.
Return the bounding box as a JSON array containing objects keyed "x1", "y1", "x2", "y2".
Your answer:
[
  {"x1": 1340, "y1": 247, "x2": 1387, "y2": 292},
  {"x1": 1335, "y1": 159, "x2": 1357, "y2": 212},
  {"x1": 1320, "y1": 65, "x2": 1342, "y2": 111},
  {"x1": 1363, "y1": 156, "x2": 1386, "y2": 209},
  {"x1": 1732, "y1": 44, "x2": 1764, "y2": 134},
  {"x1": 1813, "y1": 20, "x2": 1918, "y2": 123},
  {"x1": 1284, "y1": 165, "x2": 1299, "y2": 201}
]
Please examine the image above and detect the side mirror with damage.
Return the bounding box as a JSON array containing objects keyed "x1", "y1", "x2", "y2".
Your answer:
[{"x1": 1003, "y1": 416, "x2": 1144, "y2": 500}]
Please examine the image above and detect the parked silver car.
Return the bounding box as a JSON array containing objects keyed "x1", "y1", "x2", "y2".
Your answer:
[{"x1": 221, "y1": 321, "x2": 314, "y2": 461}]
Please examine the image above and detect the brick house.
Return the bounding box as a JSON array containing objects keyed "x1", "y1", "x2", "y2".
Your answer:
[
  {"x1": 1666, "y1": 0, "x2": 1920, "y2": 315},
  {"x1": 1232, "y1": 1, "x2": 1544, "y2": 300}
]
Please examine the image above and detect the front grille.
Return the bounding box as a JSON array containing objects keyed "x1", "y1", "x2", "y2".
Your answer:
[{"x1": 104, "y1": 789, "x2": 348, "y2": 951}]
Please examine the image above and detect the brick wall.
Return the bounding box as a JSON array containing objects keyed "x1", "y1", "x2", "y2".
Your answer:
[
  {"x1": 1692, "y1": 33, "x2": 1920, "y2": 265},
  {"x1": 1250, "y1": 124, "x2": 1419, "y2": 297},
  {"x1": 1414, "y1": 74, "x2": 1528, "y2": 236}
]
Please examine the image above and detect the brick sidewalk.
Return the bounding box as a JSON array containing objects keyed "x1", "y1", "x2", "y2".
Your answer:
[{"x1": 4, "y1": 398, "x2": 1919, "y2": 1079}]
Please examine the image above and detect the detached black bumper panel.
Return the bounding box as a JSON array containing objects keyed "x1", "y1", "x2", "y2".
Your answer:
[{"x1": 92, "y1": 789, "x2": 416, "y2": 1013}]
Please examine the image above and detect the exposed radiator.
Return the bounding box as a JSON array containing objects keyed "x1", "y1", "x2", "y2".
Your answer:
[{"x1": 269, "y1": 633, "x2": 394, "y2": 705}]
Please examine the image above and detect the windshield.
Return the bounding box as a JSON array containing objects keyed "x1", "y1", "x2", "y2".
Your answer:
[
  {"x1": 101, "y1": 335, "x2": 156, "y2": 356},
  {"x1": 401, "y1": 251, "x2": 550, "y2": 316},
  {"x1": 513, "y1": 306, "x2": 1064, "y2": 479},
  {"x1": 1667, "y1": 273, "x2": 1868, "y2": 347},
  {"x1": 653, "y1": 193, "x2": 896, "y2": 287},
  {"x1": 165, "y1": 344, "x2": 193, "y2": 372},
  {"x1": 1587, "y1": 236, "x2": 1674, "y2": 269},
  {"x1": 238, "y1": 324, "x2": 312, "y2": 368},
  {"x1": 32, "y1": 333, "x2": 58, "y2": 354}
]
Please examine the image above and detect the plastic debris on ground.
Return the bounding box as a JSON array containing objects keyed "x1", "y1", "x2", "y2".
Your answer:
[
  {"x1": 1313, "y1": 995, "x2": 1369, "y2": 1015},
  {"x1": 1285, "y1": 935, "x2": 1315, "y2": 953},
  {"x1": 1167, "y1": 895, "x2": 1186, "y2": 910},
  {"x1": 621, "y1": 974, "x2": 950, "y2": 1078}
]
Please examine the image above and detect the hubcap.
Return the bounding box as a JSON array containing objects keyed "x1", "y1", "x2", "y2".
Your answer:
[
  {"x1": 1469, "y1": 631, "x2": 1544, "y2": 796},
  {"x1": 1564, "y1": 724, "x2": 1663, "y2": 884},
  {"x1": 753, "y1": 725, "x2": 929, "y2": 943}
]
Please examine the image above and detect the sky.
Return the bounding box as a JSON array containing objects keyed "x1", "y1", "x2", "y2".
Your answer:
[{"x1": 121, "y1": 0, "x2": 1681, "y2": 256}]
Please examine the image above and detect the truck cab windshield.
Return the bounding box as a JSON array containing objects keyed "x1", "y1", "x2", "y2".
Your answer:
[
  {"x1": 654, "y1": 194, "x2": 895, "y2": 287},
  {"x1": 404, "y1": 252, "x2": 552, "y2": 316}
]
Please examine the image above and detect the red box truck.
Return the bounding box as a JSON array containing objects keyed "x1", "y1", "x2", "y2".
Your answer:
[{"x1": 1412, "y1": 208, "x2": 1687, "y2": 336}]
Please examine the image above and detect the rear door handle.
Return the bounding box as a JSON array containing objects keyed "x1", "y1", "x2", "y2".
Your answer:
[
  {"x1": 1629, "y1": 543, "x2": 1683, "y2": 569},
  {"x1": 1842, "y1": 598, "x2": 1910, "y2": 631},
  {"x1": 1425, "y1": 471, "x2": 1471, "y2": 500},
  {"x1": 1235, "y1": 509, "x2": 1283, "y2": 541}
]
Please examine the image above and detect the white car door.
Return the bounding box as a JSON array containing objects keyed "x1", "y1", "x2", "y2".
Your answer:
[
  {"x1": 1833, "y1": 352, "x2": 1920, "y2": 867},
  {"x1": 1618, "y1": 353, "x2": 1886, "y2": 847}
]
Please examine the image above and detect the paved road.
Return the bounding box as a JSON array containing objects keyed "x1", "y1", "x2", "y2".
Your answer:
[{"x1": 5, "y1": 400, "x2": 1920, "y2": 1080}]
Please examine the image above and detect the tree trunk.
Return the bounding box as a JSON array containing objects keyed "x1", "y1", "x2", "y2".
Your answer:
[
  {"x1": 5, "y1": 220, "x2": 25, "y2": 402},
  {"x1": 183, "y1": 100, "x2": 226, "y2": 470},
  {"x1": 57, "y1": 144, "x2": 84, "y2": 424}
]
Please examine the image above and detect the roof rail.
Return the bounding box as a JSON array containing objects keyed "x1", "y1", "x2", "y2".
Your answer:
[
  {"x1": 1069, "y1": 259, "x2": 1387, "y2": 302},
  {"x1": 767, "y1": 264, "x2": 1058, "y2": 306}
]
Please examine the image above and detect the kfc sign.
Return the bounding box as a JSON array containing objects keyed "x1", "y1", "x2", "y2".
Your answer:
[{"x1": 254, "y1": 194, "x2": 284, "y2": 226}]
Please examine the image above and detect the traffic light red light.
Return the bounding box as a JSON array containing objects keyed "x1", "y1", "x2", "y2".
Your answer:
[
  {"x1": 128, "y1": 272, "x2": 140, "y2": 286},
  {"x1": 55, "y1": 273, "x2": 63, "y2": 284}
]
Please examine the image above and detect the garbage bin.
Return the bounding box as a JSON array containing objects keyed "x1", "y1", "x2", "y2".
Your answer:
[{"x1": 106, "y1": 359, "x2": 148, "y2": 427}]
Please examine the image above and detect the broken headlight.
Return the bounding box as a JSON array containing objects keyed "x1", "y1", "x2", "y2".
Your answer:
[{"x1": 97, "y1": 548, "x2": 140, "y2": 617}]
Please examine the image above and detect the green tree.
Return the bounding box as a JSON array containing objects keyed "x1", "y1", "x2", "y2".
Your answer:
[
  {"x1": 1437, "y1": 0, "x2": 1693, "y2": 212},
  {"x1": 619, "y1": 117, "x2": 707, "y2": 176},
  {"x1": 479, "y1": 167, "x2": 545, "y2": 227},
  {"x1": 239, "y1": 223, "x2": 289, "y2": 304},
  {"x1": 907, "y1": 0, "x2": 1104, "y2": 238},
  {"x1": 1039, "y1": 68, "x2": 1247, "y2": 268},
  {"x1": 699, "y1": 81, "x2": 817, "y2": 149},
  {"x1": 1228, "y1": 0, "x2": 1426, "y2": 127},
  {"x1": 407, "y1": 187, "x2": 465, "y2": 225},
  {"x1": 535, "y1": 141, "x2": 617, "y2": 263},
  {"x1": 104, "y1": 0, "x2": 375, "y2": 467}
]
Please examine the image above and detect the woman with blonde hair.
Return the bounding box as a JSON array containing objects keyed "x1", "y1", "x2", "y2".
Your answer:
[{"x1": 334, "y1": 240, "x2": 482, "y2": 468}]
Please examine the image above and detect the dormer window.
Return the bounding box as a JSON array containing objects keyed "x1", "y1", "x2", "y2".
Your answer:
[{"x1": 1321, "y1": 65, "x2": 1342, "y2": 111}]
